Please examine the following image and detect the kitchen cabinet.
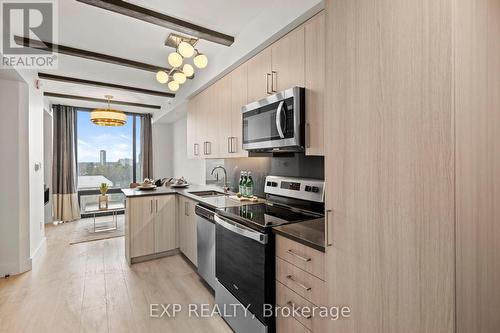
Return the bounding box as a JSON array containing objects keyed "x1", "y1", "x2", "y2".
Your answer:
[
  {"x1": 304, "y1": 12, "x2": 325, "y2": 156},
  {"x1": 271, "y1": 26, "x2": 305, "y2": 92},
  {"x1": 128, "y1": 196, "x2": 155, "y2": 259},
  {"x1": 185, "y1": 13, "x2": 319, "y2": 159},
  {"x1": 186, "y1": 97, "x2": 201, "y2": 159},
  {"x1": 247, "y1": 27, "x2": 305, "y2": 103},
  {"x1": 178, "y1": 196, "x2": 197, "y2": 266},
  {"x1": 154, "y1": 195, "x2": 177, "y2": 253},
  {"x1": 228, "y1": 64, "x2": 248, "y2": 157},
  {"x1": 324, "y1": 0, "x2": 454, "y2": 332},
  {"x1": 246, "y1": 48, "x2": 272, "y2": 102},
  {"x1": 126, "y1": 194, "x2": 177, "y2": 262}
]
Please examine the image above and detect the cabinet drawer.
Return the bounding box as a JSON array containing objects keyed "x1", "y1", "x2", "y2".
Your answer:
[
  {"x1": 276, "y1": 315, "x2": 311, "y2": 333},
  {"x1": 276, "y1": 235, "x2": 325, "y2": 280},
  {"x1": 276, "y1": 257, "x2": 326, "y2": 306},
  {"x1": 276, "y1": 281, "x2": 327, "y2": 332}
]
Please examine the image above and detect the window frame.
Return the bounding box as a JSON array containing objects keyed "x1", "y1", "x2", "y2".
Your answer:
[{"x1": 74, "y1": 108, "x2": 147, "y2": 217}]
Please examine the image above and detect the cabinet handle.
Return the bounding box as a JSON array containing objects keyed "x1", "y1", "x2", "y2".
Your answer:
[
  {"x1": 306, "y1": 123, "x2": 311, "y2": 148},
  {"x1": 150, "y1": 200, "x2": 153, "y2": 214},
  {"x1": 155, "y1": 199, "x2": 158, "y2": 213},
  {"x1": 227, "y1": 137, "x2": 231, "y2": 153},
  {"x1": 231, "y1": 137, "x2": 237, "y2": 153},
  {"x1": 286, "y1": 275, "x2": 311, "y2": 291},
  {"x1": 286, "y1": 301, "x2": 312, "y2": 319},
  {"x1": 207, "y1": 142, "x2": 211, "y2": 155},
  {"x1": 286, "y1": 249, "x2": 311, "y2": 262},
  {"x1": 266, "y1": 73, "x2": 272, "y2": 94},
  {"x1": 271, "y1": 71, "x2": 277, "y2": 92},
  {"x1": 326, "y1": 209, "x2": 333, "y2": 246},
  {"x1": 194, "y1": 143, "x2": 199, "y2": 156},
  {"x1": 185, "y1": 202, "x2": 189, "y2": 216}
]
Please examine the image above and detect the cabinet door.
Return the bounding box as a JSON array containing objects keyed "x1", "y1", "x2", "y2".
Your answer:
[
  {"x1": 129, "y1": 196, "x2": 155, "y2": 258},
  {"x1": 304, "y1": 12, "x2": 325, "y2": 156},
  {"x1": 185, "y1": 198, "x2": 198, "y2": 266},
  {"x1": 187, "y1": 97, "x2": 200, "y2": 159},
  {"x1": 212, "y1": 76, "x2": 231, "y2": 158},
  {"x1": 271, "y1": 26, "x2": 305, "y2": 92},
  {"x1": 247, "y1": 48, "x2": 272, "y2": 102},
  {"x1": 154, "y1": 195, "x2": 177, "y2": 253},
  {"x1": 230, "y1": 64, "x2": 249, "y2": 157},
  {"x1": 178, "y1": 197, "x2": 197, "y2": 266}
]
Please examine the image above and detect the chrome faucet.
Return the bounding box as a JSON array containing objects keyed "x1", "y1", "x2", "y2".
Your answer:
[{"x1": 211, "y1": 165, "x2": 230, "y2": 192}]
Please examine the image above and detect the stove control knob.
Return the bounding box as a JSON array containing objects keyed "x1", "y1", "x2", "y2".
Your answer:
[
  {"x1": 312, "y1": 186, "x2": 320, "y2": 193},
  {"x1": 305, "y1": 185, "x2": 312, "y2": 192},
  {"x1": 266, "y1": 181, "x2": 272, "y2": 186}
]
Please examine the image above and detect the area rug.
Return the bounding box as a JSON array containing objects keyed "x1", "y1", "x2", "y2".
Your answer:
[{"x1": 70, "y1": 215, "x2": 125, "y2": 245}]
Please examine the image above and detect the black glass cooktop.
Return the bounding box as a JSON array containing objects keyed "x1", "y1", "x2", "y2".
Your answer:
[{"x1": 216, "y1": 203, "x2": 322, "y2": 232}]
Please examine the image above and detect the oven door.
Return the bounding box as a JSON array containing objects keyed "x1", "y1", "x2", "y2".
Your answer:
[
  {"x1": 215, "y1": 214, "x2": 274, "y2": 326},
  {"x1": 242, "y1": 86, "x2": 304, "y2": 151}
]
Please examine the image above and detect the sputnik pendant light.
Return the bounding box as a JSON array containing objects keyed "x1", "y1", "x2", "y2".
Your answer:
[
  {"x1": 90, "y1": 95, "x2": 127, "y2": 126},
  {"x1": 156, "y1": 33, "x2": 209, "y2": 91}
]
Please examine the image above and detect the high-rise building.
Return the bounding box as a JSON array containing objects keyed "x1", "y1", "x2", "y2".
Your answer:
[{"x1": 99, "y1": 150, "x2": 106, "y2": 165}]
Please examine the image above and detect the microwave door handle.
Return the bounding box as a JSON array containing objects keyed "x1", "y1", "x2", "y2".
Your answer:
[
  {"x1": 275, "y1": 100, "x2": 285, "y2": 139},
  {"x1": 214, "y1": 215, "x2": 268, "y2": 244}
]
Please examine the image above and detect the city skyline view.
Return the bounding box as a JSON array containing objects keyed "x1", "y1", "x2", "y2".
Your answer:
[{"x1": 77, "y1": 111, "x2": 134, "y2": 163}]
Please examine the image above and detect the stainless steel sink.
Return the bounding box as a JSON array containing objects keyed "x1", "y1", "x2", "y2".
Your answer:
[{"x1": 189, "y1": 190, "x2": 228, "y2": 198}]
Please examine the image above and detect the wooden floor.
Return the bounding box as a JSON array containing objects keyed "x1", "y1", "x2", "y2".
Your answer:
[{"x1": 0, "y1": 222, "x2": 232, "y2": 333}]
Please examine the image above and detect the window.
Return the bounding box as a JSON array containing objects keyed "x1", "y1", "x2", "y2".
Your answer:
[{"x1": 75, "y1": 109, "x2": 142, "y2": 214}]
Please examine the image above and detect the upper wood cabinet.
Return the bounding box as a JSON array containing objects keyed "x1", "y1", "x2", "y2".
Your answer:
[
  {"x1": 271, "y1": 26, "x2": 305, "y2": 92},
  {"x1": 212, "y1": 75, "x2": 231, "y2": 158},
  {"x1": 186, "y1": 97, "x2": 200, "y2": 159},
  {"x1": 247, "y1": 27, "x2": 305, "y2": 102},
  {"x1": 186, "y1": 11, "x2": 324, "y2": 159},
  {"x1": 247, "y1": 48, "x2": 272, "y2": 102},
  {"x1": 304, "y1": 12, "x2": 325, "y2": 156},
  {"x1": 229, "y1": 64, "x2": 248, "y2": 157}
]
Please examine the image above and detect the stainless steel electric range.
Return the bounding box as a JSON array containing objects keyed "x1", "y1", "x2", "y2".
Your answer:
[{"x1": 214, "y1": 176, "x2": 325, "y2": 333}]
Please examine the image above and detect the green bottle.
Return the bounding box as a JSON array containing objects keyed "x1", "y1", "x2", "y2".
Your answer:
[
  {"x1": 238, "y1": 171, "x2": 245, "y2": 195},
  {"x1": 246, "y1": 172, "x2": 254, "y2": 198},
  {"x1": 240, "y1": 171, "x2": 248, "y2": 197}
]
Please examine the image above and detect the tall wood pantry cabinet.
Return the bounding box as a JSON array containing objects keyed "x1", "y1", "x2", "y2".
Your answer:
[{"x1": 323, "y1": 0, "x2": 500, "y2": 332}]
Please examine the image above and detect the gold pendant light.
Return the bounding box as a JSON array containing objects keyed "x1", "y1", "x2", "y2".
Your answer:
[{"x1": 90, "y1": 95, "x2": 127, "y2": 126}]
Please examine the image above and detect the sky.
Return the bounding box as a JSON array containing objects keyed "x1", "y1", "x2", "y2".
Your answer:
[{"x1": 77, "y1": 110, "x2": 139, "y2": 163}]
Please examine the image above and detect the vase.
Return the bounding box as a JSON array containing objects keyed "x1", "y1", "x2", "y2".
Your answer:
[{"x1": 98, "y1": 194, "x2": 108, "y2": 210}]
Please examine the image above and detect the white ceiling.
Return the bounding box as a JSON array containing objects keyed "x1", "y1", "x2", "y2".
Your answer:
[{"x1": 26, "y1": 0, "x2": 323, "y2": 117}]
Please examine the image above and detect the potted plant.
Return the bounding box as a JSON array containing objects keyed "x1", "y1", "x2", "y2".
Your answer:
[{"x1": 98, "y1": 182, "x2": 109, "y2": 210}]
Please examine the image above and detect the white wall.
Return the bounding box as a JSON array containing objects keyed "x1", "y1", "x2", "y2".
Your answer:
[
  {"x1": 172, "y1": 116, "x2": 205, "y2": 185},
  {"x1": 0, "y1": 75, "x2": 31, "y2": 276},
  {"x1": 25, "y1": 75, "x2": 46, "y2": 256},
  {"x1": 152, "y1": 122, "x2": 173, "y2": 179},
  {"x1": 43, "y1": 106, "x2": 53, "y2": 224}
]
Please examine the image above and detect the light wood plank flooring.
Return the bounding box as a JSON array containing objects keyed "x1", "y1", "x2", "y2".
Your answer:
[{"x1": 0, "y1": 222, "x2": 231, "y2": 333}]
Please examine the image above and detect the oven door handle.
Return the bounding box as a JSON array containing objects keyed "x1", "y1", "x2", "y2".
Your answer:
[
  {"x1": 214, "y1": 215, "x2": 268, "y2": 244},
  {"x1": 275, "y1": 100, "x2": 286, "y2": 139}
]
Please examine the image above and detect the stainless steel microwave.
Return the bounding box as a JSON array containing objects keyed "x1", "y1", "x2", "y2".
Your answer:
[{"x1": 242, "y1": 86, "x2": 305, "y2": 152}]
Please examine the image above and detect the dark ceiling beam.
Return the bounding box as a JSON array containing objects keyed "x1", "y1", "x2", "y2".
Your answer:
[
  {"x1": 44, "y1": 92, "x2": 161, "y2": 109},
  {"x1": 14, "y1": 35, "x2": 170, "y2": 73},
  {"x1": 76, "y1": 0, "x2": 234, "y2": 46},
  {"x1": 38, "y1": 72, "x2": 175, "y2": 98}
]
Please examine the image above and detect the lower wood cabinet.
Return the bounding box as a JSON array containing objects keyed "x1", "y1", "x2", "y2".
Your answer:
[
  {"x1": 125, "y1": 194, "x2": 177, "y2": 263},
  {"x1": 177, "y1": 196, "x2": 197, "y2": 266},
  {"x1": 276, "y1": 235, "x2": 326, "y2": 333}
]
